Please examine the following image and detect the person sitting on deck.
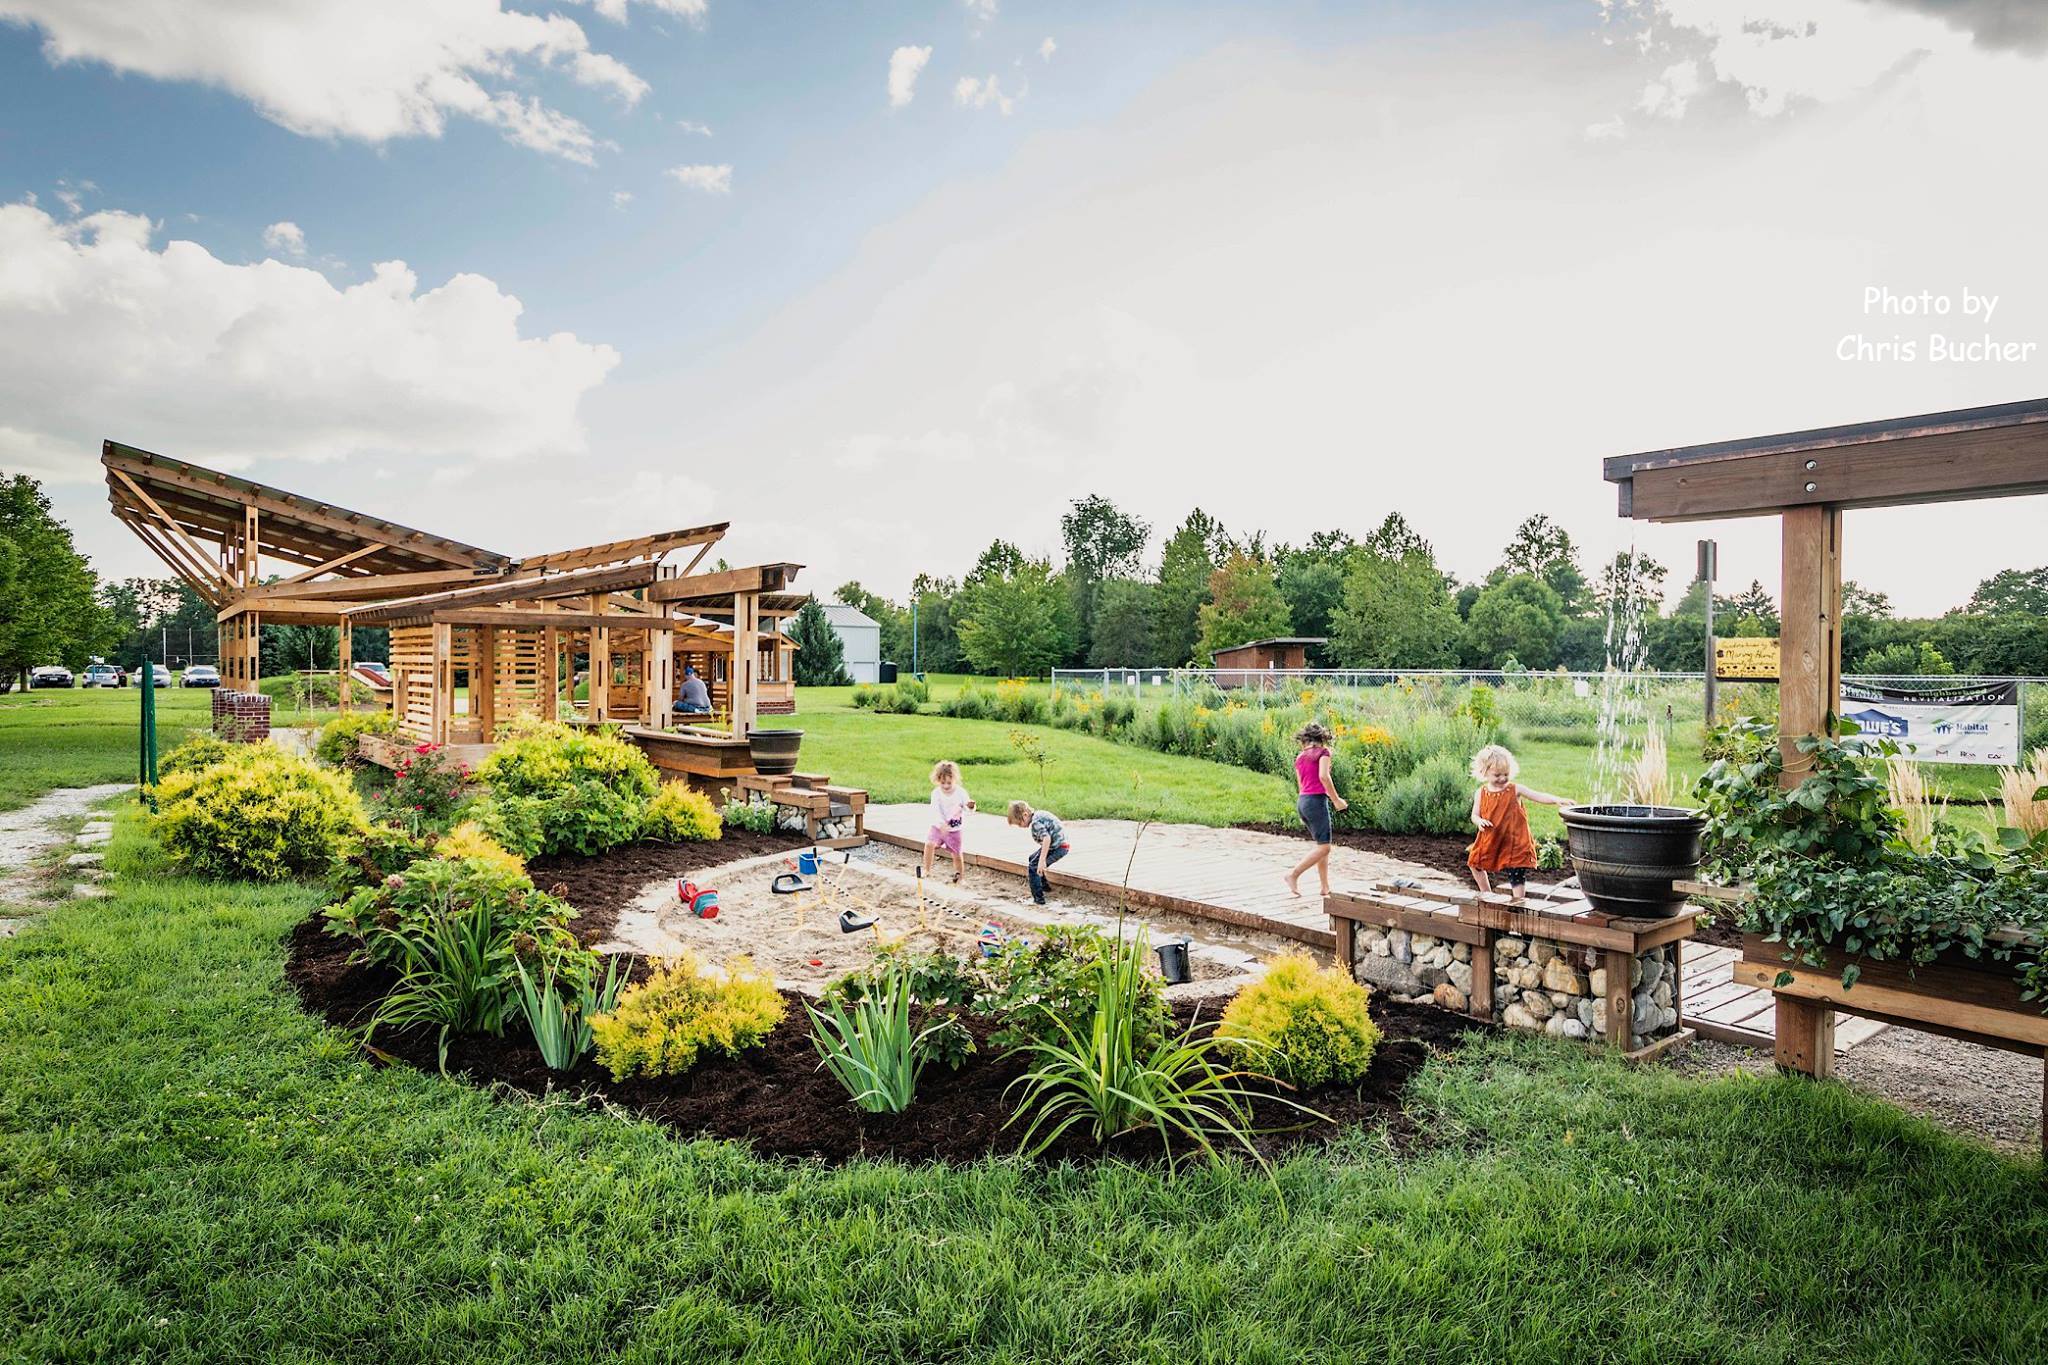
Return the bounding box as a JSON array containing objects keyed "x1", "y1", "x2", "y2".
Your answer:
[
  {"x1": 675, "y1": 666, "x2": 712, "y2": 715},
  {"x1": 1007, "y1": 800, "x2": 1069, "y2": 906}
]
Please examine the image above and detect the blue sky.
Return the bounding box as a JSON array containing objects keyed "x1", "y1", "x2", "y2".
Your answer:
[{"x1": 4, "y1": 0, "x2": 2047, "y2": 616}]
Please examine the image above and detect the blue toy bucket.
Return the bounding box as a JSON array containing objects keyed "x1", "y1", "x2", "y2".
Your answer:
[{"x1": 798, "y1": 851, "x2": 820, "y2": 877}]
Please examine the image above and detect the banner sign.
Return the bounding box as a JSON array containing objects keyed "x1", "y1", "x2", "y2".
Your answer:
[
  {"x1": 1712, "y1": 637, "x2": 1779, "y2": 681},
  {"x1": 1838, "y1": 679, "x2": 2023, "y2": 766}
]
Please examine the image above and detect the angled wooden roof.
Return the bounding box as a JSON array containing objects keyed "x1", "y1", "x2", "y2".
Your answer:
[
  {"x1": 104, "y1": 441, "x2": 512, "y2": 578},
  {"x1": 1605, "y1": 397, "x2": 2048, "y2": 522}
]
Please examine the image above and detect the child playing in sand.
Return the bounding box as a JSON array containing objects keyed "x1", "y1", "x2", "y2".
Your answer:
[
  {"x1": 1467, "y1": 744, "x2": 1572, "y2": 904},
  {"x1": 1007, "y1": 800, "x2": 1069, "y2": 905},
  {"x1": 923, "y1": 760, "x2": 975, "y2": 883}
]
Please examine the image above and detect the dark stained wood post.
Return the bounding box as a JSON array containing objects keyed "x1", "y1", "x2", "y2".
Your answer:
[{"x1": 1777, "y1": 504, "x2": 1843, "y2": 789}]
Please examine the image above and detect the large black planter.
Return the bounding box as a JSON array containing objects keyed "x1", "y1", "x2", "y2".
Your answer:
[
  {"x1": 748, "y1": 728, "x2": 804, "y2": 776},
  {"x1": 1560, "y1": 804, "x2": 1706, "y2": 918}
]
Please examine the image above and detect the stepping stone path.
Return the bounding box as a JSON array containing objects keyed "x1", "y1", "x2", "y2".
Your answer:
[{"x1": 0, "y1": 785, "x2": 132, "y2": 938}]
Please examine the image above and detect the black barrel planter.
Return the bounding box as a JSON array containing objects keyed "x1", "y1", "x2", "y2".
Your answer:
[
  {"x1": 1559, "y1": 805, "x2": 1707, "y2": 918},
  {"x1": 748, "y1": 728, "x2": 805, "y2": 776}
]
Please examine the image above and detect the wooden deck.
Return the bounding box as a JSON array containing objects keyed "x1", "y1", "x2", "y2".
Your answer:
[
  {"x1": 1676, "y1": 940, "x2": 1887, "y2": 1053},
  {"x1": 864, "y1": 806, "x2": 1443, "y2": 951}
]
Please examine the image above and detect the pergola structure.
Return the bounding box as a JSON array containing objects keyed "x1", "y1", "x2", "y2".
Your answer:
[
  {"x1": 104, "y1": 441, "x2": 803, "y2": 759},
  {"x1": 1605, "y1": 396, "x2": 2048, "y2": 784},
  {"x1": 1606, "y1": 398, "x2": 2048, "y2": 1088}
]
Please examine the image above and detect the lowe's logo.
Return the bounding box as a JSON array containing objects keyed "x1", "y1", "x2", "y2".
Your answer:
[{"x1": 1845, "y1": 707, "x2": 1910, "y2": 738}]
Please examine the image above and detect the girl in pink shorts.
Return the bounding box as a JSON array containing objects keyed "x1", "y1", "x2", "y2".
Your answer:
[{"x1": 923, "y1": 759, "x2": 975, "y2": 882}]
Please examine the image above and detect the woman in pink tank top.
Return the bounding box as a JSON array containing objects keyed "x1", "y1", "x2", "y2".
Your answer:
[{"x1": 1285, "y1": 722, "x2": 1349, "y2": 898}]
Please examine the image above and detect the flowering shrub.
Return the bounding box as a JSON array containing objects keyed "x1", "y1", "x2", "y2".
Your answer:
[
  {"x1": 1218, "y1": 953, "x2": 1380, "y2": 1087},
  {"x1": 983, "y1": 925, "x2": 1167, "y2": 1050},
  {"x1": 154, "y1": 750, "x2": 367, "y2": 881},
  {"x1": 314, "y1": 710, "x2": 395, "y2": 766},
  {"x1": 330, "y1": 822, "x2": 435, "y2": 894},
  {"x1": 589, "y1": 954, "x2": 786, "y2": 1080},
  {"x1": 718, "y1": 790, "x2": 778, "y2": 835},
  {"x1": 384, "y1": 742, "x2": 469, "y2": 834},
  {"x1": 641, "y1": 784, "x2": 723, "y2": 843}
]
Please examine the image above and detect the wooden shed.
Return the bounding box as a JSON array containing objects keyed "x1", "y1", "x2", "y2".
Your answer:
[
  {"x1": 1211, "y1": 637, "x2": 1324, "y2": 688},
  {"x1": 104, "y1": 440, "x2": 803, "y2": 780}
]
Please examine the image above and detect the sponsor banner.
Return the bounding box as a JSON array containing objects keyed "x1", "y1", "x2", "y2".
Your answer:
[
  {"x1": 1839, "y1": 679, "x2": 2022, "y2": 766},
  {"x1": 1712, "y1": 637, "x2": 1779, "y2": 681}
]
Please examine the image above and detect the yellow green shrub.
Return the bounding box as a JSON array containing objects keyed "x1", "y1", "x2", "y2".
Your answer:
[
  {"x1": 1218, "y1": 953, "x2": 1380, "y2": 1088},
  {"x1": 314, "y1": 710, "x2": 395, "y2": 766},
  {"x1": 436, "y1": 821, "x2": 526, "y2": 875},
  {"x1": 153, "y1": 750, "x2": 367, "y2": 882},
  {"x1": 640, "y1": 783, "x2": 723, "y2": 843},
  {"x1": 589, "y1": 955, "x2": 784, "y2": 1081},
  {"x1": 157, "y1": 734, "x2": 241, "y2": 781}
]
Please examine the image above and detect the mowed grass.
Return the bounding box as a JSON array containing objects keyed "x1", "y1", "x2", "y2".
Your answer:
[
  {"x1": 0, "y1": 686, "x2": 338, "y2": 812},
  {"x1": 0, "y1": 808, "x2": 2042, "y2": 1363}
]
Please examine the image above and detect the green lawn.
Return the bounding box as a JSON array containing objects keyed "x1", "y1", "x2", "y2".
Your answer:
[{"x1": 1, "y1": 697, "x2": 2044, "y2": 1361}]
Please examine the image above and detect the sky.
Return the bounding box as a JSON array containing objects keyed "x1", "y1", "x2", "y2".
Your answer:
[{"x1": 4, "y1": 0, "x2": 2047, "y2": 618}]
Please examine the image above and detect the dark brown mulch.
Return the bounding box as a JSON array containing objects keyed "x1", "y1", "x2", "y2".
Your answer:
[
  {"x1": 1235, "y1": 821, "x2": 1578, "y2": 887},
  {"x1": 283, "y1": 894, "x2": 1490, "y2": 1166},
  {"x1": 528, "y1": 829, "x2": 808, "y2": 945},
  {"x1": 1690, "y1": 908, "x2": 1746, "y2": 950}
]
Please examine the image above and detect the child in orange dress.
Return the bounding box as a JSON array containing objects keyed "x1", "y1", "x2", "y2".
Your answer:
[{"x1": 1466, "y1": 744, "x2": 1572, "y2": 903}]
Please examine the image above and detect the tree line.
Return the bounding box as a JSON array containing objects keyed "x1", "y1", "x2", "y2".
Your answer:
[{"x1": 831, "y1": 494, "x2": 2048, "y2": 679}]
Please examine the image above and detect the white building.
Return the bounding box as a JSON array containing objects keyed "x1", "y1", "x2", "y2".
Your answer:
[{"x1": 822, "y1": 602, "x2": 883, "y2": 684}]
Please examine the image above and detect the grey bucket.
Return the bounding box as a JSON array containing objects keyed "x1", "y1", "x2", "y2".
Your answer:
[{"x1": 1155, "y1": 938, "x2": 1192, "y2": 985}]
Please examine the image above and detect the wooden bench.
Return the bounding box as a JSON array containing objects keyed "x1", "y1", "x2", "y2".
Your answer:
[{"x1": 736, "y1": 773, "x2": 868, "y2": 848}]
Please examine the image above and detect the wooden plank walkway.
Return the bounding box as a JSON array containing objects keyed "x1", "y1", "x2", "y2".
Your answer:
[
  {"x1": 865, "y1": 805, "x2": 1443, "y2": 952},
  {"x1": 1678, "y1": 941, "x2": 1886, "y2": 1053}
]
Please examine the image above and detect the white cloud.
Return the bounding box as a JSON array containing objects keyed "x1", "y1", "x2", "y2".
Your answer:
[
  {"x1": 0, "y1": 201, "x2": 618, "y2": 488},
  {"x1": 611, "y1": 190, "x2": 634, "y2": 209},
  {"x1": 582, "y1": 0, "x2": 708, "y2": 26},
  {"x1": 1637, "y1": 58, "x2": 1702, "y2": 118},
  {"x1": 666, "y1": 163, "x2": 733, "y2": 193},
  {"x1": 888, "y1": 45, "x2": 933, "y2": 108},
  {"x1": 261, "y1": 221, "x2": 307, "y2": 256},
  {"x1": 953, "y1": 74, "x2": 1014, "y2": 114},
  {"x1": 0, "y1": 0, "x2": 646, "y2": 163},
  {"x1": 1039, "y1": 36, "x2": 1057, "y2": 61},
  {"x1": 963, "y1": 0, "x2": 999, "y2": 31},
  {"x1": 673, "y1": 119, "x2": 713, "y2": 136},
  {"x1": 1584, "y1": 114, "x2": 1627, "y2": 139},
  {"x1": 53, "y1": 179, "x2": 94, "y2": 215}
]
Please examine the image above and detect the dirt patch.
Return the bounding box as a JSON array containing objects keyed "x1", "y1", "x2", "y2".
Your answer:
[
  {"x1": 283, "y1": 888, "x2": 1491, "y2": 1166},
  {"x1": 528, "y1": 829, "x2": 807, "y2": 945}
]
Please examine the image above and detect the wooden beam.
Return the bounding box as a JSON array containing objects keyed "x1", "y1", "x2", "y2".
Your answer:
[
  {"x1": 115, "y1": 512, "x2": 224, "y2": 607},
  {"x1": 513, "y1": 523, "x2": 728, "y2": 574},
  {"x1": 395, "y1": 609, "x2": 691, "y2": 632},
  {"x1": 1609, "y1": 402, "x2": 2048, "y2": 522},
  {"x1": 248, "y1": 568, "x2": 502, "y2": 602},
  {"x1": 646, "y1": 563, "x2": 803, "y2": 604},
  {"x1": 733, "y1": 590, "x2": 759, "y2": 739},
  {"x1": 346, "y1": 560, "x2": 659, "y2": 626},
  {"x1": 1778, "y1": 505, "x2": 1842, "y2": 787},
  {"x1": 112, "y1": 472, "x2": 234, "y2": 593},
  {"x1": 275, "y1": 542, "x2": 387, "y2": 584},
  {"x1": 588, "y1": 594, "x2": 610, "y2": 725}
]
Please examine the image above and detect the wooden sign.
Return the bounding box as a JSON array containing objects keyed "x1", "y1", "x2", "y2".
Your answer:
[{"x1": 1712, "y1": 637, "x2": 1779, "y2": 681}]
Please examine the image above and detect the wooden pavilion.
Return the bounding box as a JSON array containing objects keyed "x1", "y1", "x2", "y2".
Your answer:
[
  {"x1": 1605, "y1": 397, "x2": 2048, "y2": 1116},
  {"x1": 103, "y1": 440, "x2": 802, "y2": 777}
]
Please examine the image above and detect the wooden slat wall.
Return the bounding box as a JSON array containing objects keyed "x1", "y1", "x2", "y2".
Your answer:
[
  {"x1": 390, "y1": 625, "x2": 436, "y2": 742},
  {"x1": 491, "y1": 628, "x2": 550, "y2": 735}
]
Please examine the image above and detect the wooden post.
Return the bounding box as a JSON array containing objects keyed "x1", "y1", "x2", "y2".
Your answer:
[
  {"x1": 1468, "y1": 933, "x2": 1495, "y2": 1020},
  {"x1": 243, "y1": 506, "x2": 260, "y2": 589},
  {"x1": 1778, "y1": 505, "x2": 1843, "y2": 789},
  {"x1": 646, "y1": 615, "x2": 674, "y2": 729},
  {"x1": 431, "y1": 622, "x2": 452, "y2": 744},
  {"x1": 588, "y1": 594, "x2": 610, "y2": 725},
  {"x1": 1774, "y1": 996, "x2": 1836, "y2": 1078},
  {"x1": 1330, "y1": 914, "x2": 1356, "y2": 980},
  {"x1": 733, "y1": 590, "x2": 759, "y2": 739},
  {"x1": 542, "y1": 627, "x2": 559, "y2": 722},
  {"x1": 338, "y1": 620, "x2": 352, "y2": 714},
  {"x1": 474, "y1": 626, "x2": 496, "y2": 740},
  {"x1": 1603, "y1": 948, "x2": 1634, "y2": 1051}
]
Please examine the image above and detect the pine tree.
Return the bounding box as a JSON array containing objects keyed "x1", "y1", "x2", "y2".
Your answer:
[{"x1": 789, "y1": 597, "x2": 853, "y2": 686}]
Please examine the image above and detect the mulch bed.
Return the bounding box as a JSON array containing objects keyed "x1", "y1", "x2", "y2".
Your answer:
[
  {"x1": 284, "y1": 834, "x2": 1492, "y2": 1165},
  {"x1": 528, "y1": 829, "x2": 809, "y2": 945}
]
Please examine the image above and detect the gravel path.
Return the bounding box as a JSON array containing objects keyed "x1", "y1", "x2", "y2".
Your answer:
[
  {"x1": 1675, "y1": 1029, "x2": 2044, "y2": 1156},
  {"x1": 0, "y1": 783, "x2": 132, "y2": 932}
]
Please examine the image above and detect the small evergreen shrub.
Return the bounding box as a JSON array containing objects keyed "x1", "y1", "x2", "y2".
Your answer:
[
  {"x1": 1374, "y1": 751, "x2": 1472, "y2": 836},
  {"x1": 718, "y1": 791, "x2": 779, "y2": 835},
  {"x1": 154, "y1": 751, "x2": 366, "y2": 881},
  {"x1": 1218, "y1": 953, "x2": 1380, "y2": 1088},
  {"x1": 589, "y1": 955, "x2": 786, "y2": 1080},
  {"x1": 472, "y1": 728, "x2": 659, "y2": 856},
  {"x1": 641, "y1": 783, "x2": 723, "y2": 842},
  {"x1": 314, "y1": 710, "x2": 395, "y2": 766},
  {"x1": 157, "y1": 734, "x2": 239, "y2": 780},
  {"x1": 984, "y1": 925, "x2": 1168, "y2": 1050},
  {"x1": 330, "y1": 822, "x2": 434, "y2": 894},
  {"x1": 437, "y1": 820, "x2": 527, "y2": 875}
]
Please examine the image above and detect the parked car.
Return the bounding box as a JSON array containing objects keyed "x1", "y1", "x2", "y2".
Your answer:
[
  {"x1": 30, "y1": 665, "x2": 75, "y2": 688},
  {"x1": 81, "y1": 664, "x2": 127, "y2": 688},
  {"x1": 132, "y1": 665, "x2": 173, "y2": 688},
  {"x1": 181, "y1": 665, "x2": 221, "y2": 688},
  {"x1": 354, "y1": 661, "x2": 391, "y2": 684}
]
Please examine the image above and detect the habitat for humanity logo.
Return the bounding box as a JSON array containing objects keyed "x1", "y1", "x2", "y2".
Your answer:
[{"x1": 1845, "y1": 707, "x2": 1910, "y2": 738}]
